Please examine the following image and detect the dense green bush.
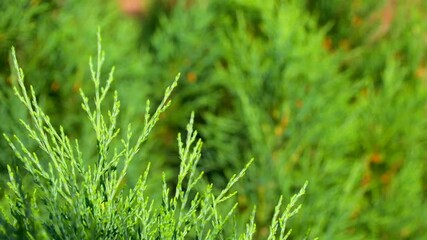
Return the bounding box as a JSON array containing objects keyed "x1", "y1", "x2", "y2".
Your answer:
[
  {"x1": 1, "y1": 34, "x2": 307, "y2": 239},
  {"x1": 1, "y1": 0, "x2": 427, "y2": 239}
]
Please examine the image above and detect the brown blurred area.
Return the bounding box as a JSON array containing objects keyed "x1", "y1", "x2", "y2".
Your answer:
[
  {"x1": 118, "y1": 0, "x2": 196, "y2": 17},
  {"x1": 119, "y1": 0, "x2": 147, "y2": 16}
]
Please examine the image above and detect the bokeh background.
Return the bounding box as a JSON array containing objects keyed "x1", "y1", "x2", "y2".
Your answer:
[{"x1": 1, "y1": 0, "x2": 427, "y2": 238}]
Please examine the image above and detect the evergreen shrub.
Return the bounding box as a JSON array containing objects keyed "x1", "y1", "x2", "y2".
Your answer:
[
  {"x1": 1, "y1": 0, "x2": 427, "y2": 239},
  {"x1": 0, "y1": 34, "x2": 307, "y2": 239}
]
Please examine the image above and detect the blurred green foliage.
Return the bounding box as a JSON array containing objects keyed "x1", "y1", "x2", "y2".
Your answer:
[{"x1": 1, "y1": 0, "x2": 427, "y2": 238}]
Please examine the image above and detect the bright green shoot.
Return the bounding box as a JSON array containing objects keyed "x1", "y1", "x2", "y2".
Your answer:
[{"x1": 1, "y1": 32, "x2": 308, "y2": 239}]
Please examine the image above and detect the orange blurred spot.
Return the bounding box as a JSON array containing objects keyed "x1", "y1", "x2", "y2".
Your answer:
[
  {"x1": 416, "y1": 66, "x2": 426, "y2": 79},
  {"x1": 186, "y1": 71, "x2": 197, "y2": 83},
  {"x1": 296, "y1": 100, "x2": 303, "y2": 108},
  {"x1": 352, "y1": 15, "x2": 363, "y2": 27},
  {"x1": 323, "y1": 37, "x2": 333, "y2": 51},
  {"x1": 367, "y1": 0, "x2": 396, "y2": 43},
  {"x1": 380, "y1": 172, "x2": 392, "y2": 185},
  {"x1": 50, "y1": 81, "x2": 60, "y2": 92},
  {"x1": 274, "y1": 126, "x2": 283, "y2": 137},
  {"x1": 369, "y1": 152, "x2": 382, "y2": 164},
  {"x1": 259, "y1": 227, "x2": 269, "y2": 239},
  {"x1": 361, "y1": 172, "x2": 371, "y2": 187},
  {"x1": 274, "y1": 115, "x2": 289, "y2": 136},
  {"x1": 382, "y1": 160, "x2": 402, "y2": 186},
  {"x1": 119, "y1": 0, "x2": 147, "y2": 16}
]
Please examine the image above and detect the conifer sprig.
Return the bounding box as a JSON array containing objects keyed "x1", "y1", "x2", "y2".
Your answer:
[{"x1": 1, "y1": 33, "x2": 307, "y2": 239}]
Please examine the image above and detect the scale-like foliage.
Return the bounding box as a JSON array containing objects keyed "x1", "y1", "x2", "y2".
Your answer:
[{"x1": 0, "y1": 33, "x2": 306, "y2": 239}]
